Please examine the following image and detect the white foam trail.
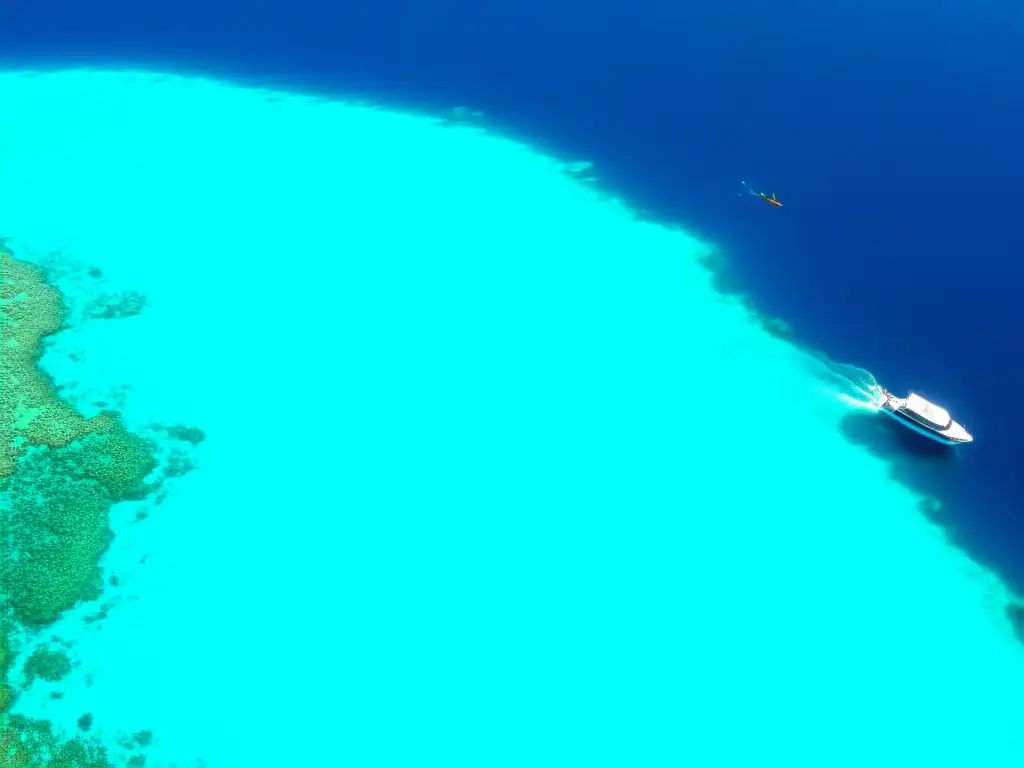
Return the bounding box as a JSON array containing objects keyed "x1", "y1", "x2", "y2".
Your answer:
[
  {"x1": 836, "y1": 392, "x2": 881, "y2": 412},
  {"x1": 810, "y1": 356, "x2": 883, "y2": 409}
]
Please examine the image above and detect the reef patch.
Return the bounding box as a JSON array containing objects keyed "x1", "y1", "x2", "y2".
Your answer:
[{"x1": 1, "y1": 242, "x2": 200, "y2": 766}]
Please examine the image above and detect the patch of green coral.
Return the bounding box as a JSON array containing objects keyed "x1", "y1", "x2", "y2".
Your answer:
[
  {"x1": 3, "y1": 423, "x2": 157, "y2": 627},
  {"x1": 0, "y1": 621, "x2": 12, "y2": 714},
  {"x1": 1, "y1": 715, "x2": 110, "y2": 768},
  {"x1": 1, "y1": 243, "x2": 159, "y2": 766},
  {"x1": 22, "y1": 648, "x2": 71, "y2": 687},
  {"x1": 1, "y1": 245, "x2": 157, "y2": 624},
  {"x1": 0, "y1": 246, "x2": 122, "y2": 480}
]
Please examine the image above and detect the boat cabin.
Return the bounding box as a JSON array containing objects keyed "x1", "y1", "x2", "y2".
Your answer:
[{"x1": 899, "y1": 393, "x2": 952, "y2": 430}]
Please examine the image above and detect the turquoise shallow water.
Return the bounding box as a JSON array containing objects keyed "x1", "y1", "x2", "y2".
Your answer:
[{"x1": 2, "y1": 69, "x2": 1024, "y2": 767}]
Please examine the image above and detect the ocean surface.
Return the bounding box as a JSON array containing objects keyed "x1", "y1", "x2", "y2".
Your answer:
[{"x1": 1, "y1": 1, "x2": 1023, "y2": 766}]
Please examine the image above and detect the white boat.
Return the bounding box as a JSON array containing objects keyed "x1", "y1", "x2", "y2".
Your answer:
[{"x1": 870, "y1": 386, "x2": 973, "y2": 445}]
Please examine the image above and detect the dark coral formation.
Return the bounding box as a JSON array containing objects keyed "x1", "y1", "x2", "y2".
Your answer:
[
  {"x1": 1, "y1": 243, "x2": 167, "y2": 766},
  {"x1": 4, "y1": 430, "x2": 156, "y2": 627},
  {"x1": 694, "y1": 247, "x2": 799, "y2": 342},
  {"x1": 131, "y1": 733, "x2": 152, "y2": 749},
  {"x1": 21, "y1": 648, "x2": 72, "y2": 687},
  {"x1": 1006, "y1": 602, "x2": 1024, "y2": 644},
  {"x1": 0, "y1": 624, "x2": 12, "y2": 716},
  {"x1": 152, "y1": 424, "x2": 205, "y2": 446},
  {"x1": 83, "y1": 291, "x2": 146, "y2": 321}
]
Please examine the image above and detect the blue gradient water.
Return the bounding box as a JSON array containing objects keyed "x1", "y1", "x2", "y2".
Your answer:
[
  {"x1": 3, "y1": 0, "x2": 1022, "y2": 590},
  {"x1": 2, "y1": 2, "x2": 1024, "y2": 766}
]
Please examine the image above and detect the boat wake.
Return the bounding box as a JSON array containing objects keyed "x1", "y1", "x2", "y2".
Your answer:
[
  {"x1": 835, "y1": 391, "x2": 881, "y2": 412},
  {"x1": 814, "y1": 358, "x2": 883, "y2": 411}
]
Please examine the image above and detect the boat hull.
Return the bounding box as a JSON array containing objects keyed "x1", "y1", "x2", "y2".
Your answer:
[{"x1": 879, "y1": 407, "x2": 970, "y2": 445}]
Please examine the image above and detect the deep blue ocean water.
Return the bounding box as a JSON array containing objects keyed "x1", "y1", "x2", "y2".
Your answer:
[{"x1": 2, "y1": 0, "x2": 1022, "y2": 592}]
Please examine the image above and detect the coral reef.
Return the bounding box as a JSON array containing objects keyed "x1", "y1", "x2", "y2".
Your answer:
[
  {"x1": 4, "y1": 430, "x2": 157, "y2": 627},
  {"x1": 0, "y1": 247, "x2": 123, "y2": 480},
  {"x1": 2, "y1": 245, "x2": 158, "y2": 624},
  {"x1": 1, "y1": 243, "x2": 169, "y2": 766},
  {"x1": 1, "y1": 715, "x2": 111, "y2": 767},
  {"x1": 0, "y1": 623, "x2": 12, "y2": 714},
  {"x1": 21, "y1": 648, "x2": 71, "y2": 687}
]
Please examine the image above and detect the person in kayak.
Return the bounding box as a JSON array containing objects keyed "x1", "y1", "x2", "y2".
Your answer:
[{"x1": 741, "y1": 180, "x2": 783, "y2": 207}]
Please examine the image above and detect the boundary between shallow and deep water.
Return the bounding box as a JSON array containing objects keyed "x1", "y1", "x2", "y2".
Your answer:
[{"x1": 1, "y1": 68, "x2": 1023, "y2": 766}]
